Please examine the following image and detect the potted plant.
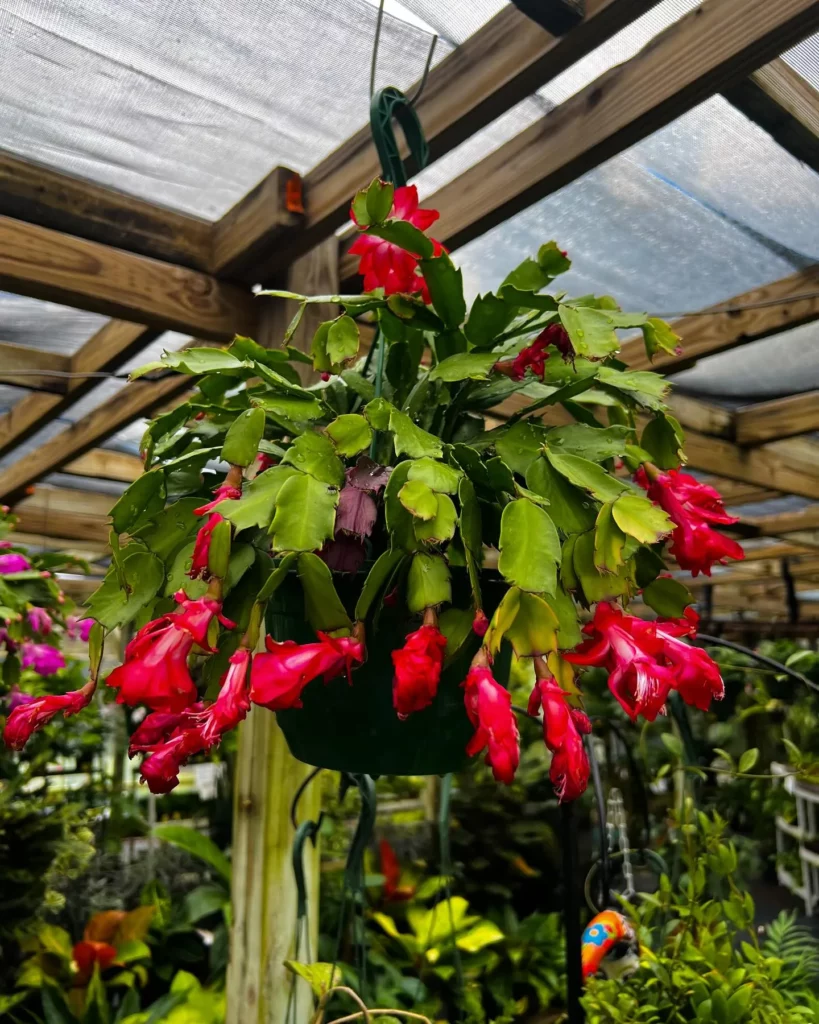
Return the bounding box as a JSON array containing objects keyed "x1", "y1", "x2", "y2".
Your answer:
[{"x1": 4, "y1": 180, "x2": 743, "y2": 798}]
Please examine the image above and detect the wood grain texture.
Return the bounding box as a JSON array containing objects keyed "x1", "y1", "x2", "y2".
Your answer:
[
  {"x1": 747, "y1": 502, "x2": 819, "y2": 536},
  {"x1": 0, "y1": 150, "x2": 212, "y2": 270},
  {"x1": 699, "y1": 478, "x2": 782, "y2": 506},
  {"x1": 64, "y1": 449, "x2": 143, "y2": 483},
  {"x1": 0, "y1": 372, "x2": 191, "y2": 503},
  {"x1": 11, "y1": 530, "x2": 110, "y2": 559},
  {"x1": 735, "y1": 390, "x2": 819, "y2": 445},
  {"x1": 396, "y1": 0, "x2": 819, "y2": 258},
  {"x1": 220, "y1": 0, "x2": 663, "y2": 282},
  {"x1": 0, "y1": 216, "x2": 256, "y2": 339},
  {"x1": 0, "y1": 342, "x2": 70, "y2": 393},
  {"x1": 619, "y1": 266, "x2": 819, "y2": 374},
  {"x1": 12, "y1": 486, "x2": 111, "y2": 544},
  {"x1": 723, "y1": 57, "x2": 819, "y2": 172}
]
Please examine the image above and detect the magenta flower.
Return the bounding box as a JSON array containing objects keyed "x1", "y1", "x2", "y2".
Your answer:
[
  {"x1": 27, "y1": 607, "x2": 53, "y2": 635},
  {"x1": 0, "y1": 553, "x2": 31, "y2": 573},
  {"x1": 66, "y1": 616, "x2": 94, "y2": 642},
  {"x1": 7, "y1": 685, "x2": 36, "y2": 713},
  {"x1": 21, "y1": 642, "x2": 66, "y2": 676}
]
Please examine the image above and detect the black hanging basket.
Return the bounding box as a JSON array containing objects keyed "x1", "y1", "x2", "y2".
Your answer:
[{"x1": 268, "y1": 570, "x2": 508, "y2": 776}]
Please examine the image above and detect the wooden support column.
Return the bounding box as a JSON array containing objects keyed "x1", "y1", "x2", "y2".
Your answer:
[
  {"x1": 228, "y1": 712, "x2": 321, "y2": 1024},
  {"x1": 228, "y1": 243, "x2": 338, "y2": 1023}
]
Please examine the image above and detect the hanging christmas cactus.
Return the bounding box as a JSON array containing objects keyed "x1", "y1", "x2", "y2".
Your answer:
[
  {"x1": 0, "y1": 507, "x2": 97, "y2": 746},
  {"x1": 3, "y1": 179, "x2": 744, "y2": 799}
]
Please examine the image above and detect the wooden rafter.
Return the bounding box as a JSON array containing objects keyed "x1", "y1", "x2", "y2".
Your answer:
[
  {"x1": 734, "y1": 390, "x2": 819, "y2": 445},
  {"x1": 214, "y1": 0, "x2": 666, "y2": 281},
  {"x1": 12, "y1": 486, "x2": 111, "y2": 544},
  {"x1": 0, "y1": 343, "x2": 71, "y2": 394},
  {"x1": 0, "y1": 216, "x2": 257, "y2": 339},
  {"x1": 698, "y1": 478, "x2": 782, "y2": 506},
  {"x1": 63, "y1": 449, "x2": 143, "y2": 484},
  {"x1": 340, "y1": 0, "x2": 819, "y2": 283},
  {"x1": 723, "y1": 57, "x2": 819, "y2": 173}
]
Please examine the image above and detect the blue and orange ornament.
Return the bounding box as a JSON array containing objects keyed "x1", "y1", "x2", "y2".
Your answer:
[{"x1": 581, "y1": 909, "x2": 636, "y2": 980}]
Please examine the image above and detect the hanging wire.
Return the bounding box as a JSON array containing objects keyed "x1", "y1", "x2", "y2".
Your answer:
[
  {"x1": 695, "y1": 633, "x2": 819, "y2": 695},
  {"x1": 369, "y1": 0, "x2": 438, "y2": 106}
]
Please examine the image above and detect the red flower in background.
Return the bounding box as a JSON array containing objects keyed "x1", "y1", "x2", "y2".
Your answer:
[
  {"x1": 250, "y1": 630, "x2": 366, "y2": 711},
  {"x1": 565, "y1": 602, "x2": 725, "y2": 721},
  {"x1": 463, "y1": 661, "x2": 520, "y2": 784},
  {"x1": 392, "y1": 621, "x2": 447, "y2": 719},
  {"x1": 350, "y1": 185, "x2": 443, "y2": 301},
  {"x1": 528, "y1": 670, "x2": 591, "y2": 802},
  {"x1": 494, "y1": 323, "x2": 573, "y2": 381},
  {"x1": 106, "y1": 591, "x2": 233, "y2": 712},
  {"x1": 636, "y1": 467, "x2": 744, "y2": 577},
  {"x1": 197, "y1": 647, "x2": 252, "y2": 746},
  {"x1": 72, "y1": 940, "x2": 117, "y2": 980},
  {"x1": 4, "y1": 680, "x2": 96, "y2": 751},
  {"x1": 379, "y1": 839, "x2": 415, "y2": 901}
]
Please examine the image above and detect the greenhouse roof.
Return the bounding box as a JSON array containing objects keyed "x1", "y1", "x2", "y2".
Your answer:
[{"x1": 0, "y1": 0, "x2": 818, "y2": 623}]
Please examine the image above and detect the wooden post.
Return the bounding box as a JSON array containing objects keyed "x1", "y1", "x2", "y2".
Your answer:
[
  {"x1": 227, "y1": 711, "x2": 321, "y2": 1024},
  {"x1": 227, "y1": 240, "x2": 339, "y2": 1024}
]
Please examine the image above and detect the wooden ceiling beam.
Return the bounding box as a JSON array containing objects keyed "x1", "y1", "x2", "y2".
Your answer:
[
  {"x1": 63, "y1": 449, "x2": 143, "y2": 484},
  {"x1": 0, "y1": 342, "x2": 71, "y2": 394},
  {"x1": 0, "y1": 151, "x2": 213, "y2": 271},
  {"x1": 698, "y1": 477, "x2": 782, "y2": 506},
  {"x1": 215, "y1": 0, "x2": 665, "y2": 281},
  {"x1": 746, "y1": 502, "x2": 819, "y2": 536},
  {"x1": 734, "y1": 390, "x2": 819, "y2": 446},
  {"x1": 723, "y1": 57, "x2": 819, "y2": 173},
  {"x1": 0, "y1": 215, "x2": 257, "y2": 340},
  {"x1": 9, "y1": 530, "x2": 109, "y2": 560},
  {"x1": 340, "y1": 0, "x2": 819, "y2": 285}
]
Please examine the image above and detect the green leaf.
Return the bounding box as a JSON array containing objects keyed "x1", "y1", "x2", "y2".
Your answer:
[
  {"x1": 354, "y1": 549, "x2": 406, "y2": 621},
  {"x1": 596, "y1": 365, "x2": 669, "y2": 411},
  {"x1": 545, "y1": 584, "x2": 582, "y2": 650},
  {"x1": 207, "y1": 519, "x2": 232, "y2": 579},
  {"x1": 131, "y1": 347, "x2": 250, "y2": 380},
  {"x1": 364, "y1": 396, "x2": 392, "y2": 431},
  {"x1": 399, "y1": 479, "x2": 438, "y2": 520},
  {"x1": 253, "y1": 393, "x2": 324, "y2": 426},
  {"x1": 340, "y1": 370, "x2": 375, "y2": 402},
  {"x1": 384, "y1": 460, "x2": 417, "y2": 551},
  {"x1": 327, "y1": 315, "x2": 360, "y2": 365},
  {"x1": 642, "y1": 576, "x2": 693, "y2": 618},
  {"x1": 41, "y1": 986, "x2": 76, "y2": 1024},
  {"x1": 641, "y1": 414, "x2": 685, "y2": 470},
  {"x1": 389, "y1": 408, "x2": 444, "y2": 459},
  {"x1": 465, "y1": 293, "x2": 514, "y2": 348},
  {"x1": 407, "y1": 457, "x2": 462, "y2": 494},
  {"x1": 501, "y1": 257, "x2": 548, "y2": 293},
  {"x1": 368, "y1": 220, "x2": 434, "y2": 259},
  {"x1": 270, "y1": 474, "x2": 338, "y2": 553},
  {"x1": 366, "y1": 178, "x2": 394, "y2": 223},
  {"x1": 546, "y1": 423, "x2": 633, "y2": 462},
  {"x1": 131, "y1": 498, "x2": 201, "y2": 561},
  {"x1": 152, "y1": 824, "x2": 232, "y2": 882},
  {"x1": 558, "y1": 305, "x2": 619, "y2": 359},
  {"x1": 297, "y1": 553, "x2": 353, "y2": 632},
  {"x1": 184, "y1": 884, "x2": 230, "y2": 924},
  {"x1": 458, "y1": 476, "x2": 482, "y2": 557},
  {"x1": 456, "y1": 920, "x2": 505, "y2": 953},
  {"x1": 661, "y1": 733, "x2": 683, "y2": 758},
  {"x1": 594, "y1": 503, "x2": 626, "y2": 573},
  {"x1": 407, "y1": 552, "x2": 451, "y2": 612},
  {"x1": 430, "y1": 351, "x2": 498, "y2": 382},
  {"x1": 438, "y1": 607, "x2": 474, "y2": 664},
  {"x1": 109, "y1": 471, "x2": 166, "y2": 534},
  {"x1": 484, "y1": 587, "x2": 520, "y2": 657},
  {"x1": 414, "y1": 493, "x2": 457, "y2": 543},
  {"x1": 611, "y1": 492, "x2": 674, "y2": 544},
  {"x1": 642, "y1": 317, "x2": 680, "y2": 359},
  {"x1": 221, "y1": 407, "x2": 266, "y2": 467},
  {"x1": 572, "y1": 530, "x2": 631, "y2": 603},
  {"x1": 282, "y1": 432, "x2": 345, "y2": 486},
  {"x1": 419, "y1": 253, "x2": 466, "y2": 328},
  {"x1": 496, "y1": 420, "x2": 548, "y2": 476},
  {"x1": 217, "y1": 465, "x2": 300, "y2": 531},
  {"x1": 498, "y1": 499, "x2": 560, "y2": 595},
  {"x1": 499, "y1": 286, "x2": 559, "y2": 312},
  {"x1": 537, "y1": 241, "x2": 571, "y2": 278},
  {"x1": 486, "y1": 456, "x2": 516, "y2": 494},
  {"x1": 256, "y1": 552, "x2": 298, "y2": 602},
  {"x1": 525, "y1": 456, "x2": 597, "y2": 534},
  {"x1": 325, "y1": 414, "x2": 372, "y2": 457},
  {"x1": 283, "y1": 961, "x2": 341, "y2": 999},
  {"x1": 505, "y1": 589, "x2": 559, "y2": 658},
  {"x1": 738, "y1": 748, "x2": 759, "y2": 774},
  {"x1": 351, "y1": 184, "x2": 372, "y2": 228},
  {"x1": 310, "y1": 321, "x2": 332, "y2": 372},
  {"x1": 544, "y1": 450, "x2": 628, "y2": 503},
  {"x1": 86, "y1": 551, "x2": 164, "y2": 631}
]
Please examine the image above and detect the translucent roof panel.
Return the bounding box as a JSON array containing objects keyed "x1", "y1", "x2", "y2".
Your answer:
[
  {"x1": 455, "y1": 95, "x2": 819, "y2": 312},
  {"x1": 0, "y1": 0, "x2": 499, "y2": 219},
  {"x1": 0, "y1": 293, "x2": 107, "y2": 354},
  {"x1": 782, "y1": 30, "x2": 819, "y2": 91}
]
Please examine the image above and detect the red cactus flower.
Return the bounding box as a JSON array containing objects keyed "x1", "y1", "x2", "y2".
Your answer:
[
  {"x1": 349, "y1": 184, "x2": 443, "y2": 300},
  {"x1": 379, "y1": 839, "x2": 415, "y2": 901},
  {"x1": 472, "y1": 609, "x2": 489, "y2": 637},
  {"x1": 250, "y1": 629, "x2": 366, "y2": 711},
  {"x1": 189, "y1": 512, "x2": 224, "y2": 580},
  {"x1": 463, "y1": 659, "x2": 520, "y2": 784},
  {"x1": 195, "y1": 482, "x2": 242, "y2": 516},
  {"x1": 138, "y1": 726, "x2": 207, "y2": 794},
  {"x1": 636, "y1": 467, "x2": 744, "y2": 577},
  {"x1": 196, "y1": 647, "x2": 252, "y2": 746},
  {"x1": 106, "y1": 592, "x2": 233, "y2": 713},
  {"x1": 391, "y1": 619, "x2": 448, "y2": 719},
  {"x1": 127, "y1": 706, "x2": 204, "y2": 755},
  {"x1": 494, "y1": 323, "x2": 572, "y2": 381},
  {"x1": 73, "y1": 939, "x2": 117, "y2": 979},
  {"x1": 565, "y1": 603, "x2": 675, "y2": 722},
  {"x1": 4, "y1": 679, "x2": 97, "y2": 750},
  {"x1": 528, "y1": 669, "x2": 591, "y2": 802},
  {"x1": 653, "y1": 609, "x2": 724, "y2": 711}
]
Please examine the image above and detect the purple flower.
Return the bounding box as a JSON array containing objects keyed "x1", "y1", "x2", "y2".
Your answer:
[
  {"x1": 7, "y1": 685, "x2": 36, "y2": 713},
  {"x1": 66, "y1": 616, "x2": 94, "y2": 642},
  {"x1": 27, "y1": 607, "x2": 53, "y2": 635},
  {"x1": 0, "y1": 553, "x2": 31, "y2": 574},
  {"x1": 20, "y1": 642, "x2": 65, "y2": 676}
]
